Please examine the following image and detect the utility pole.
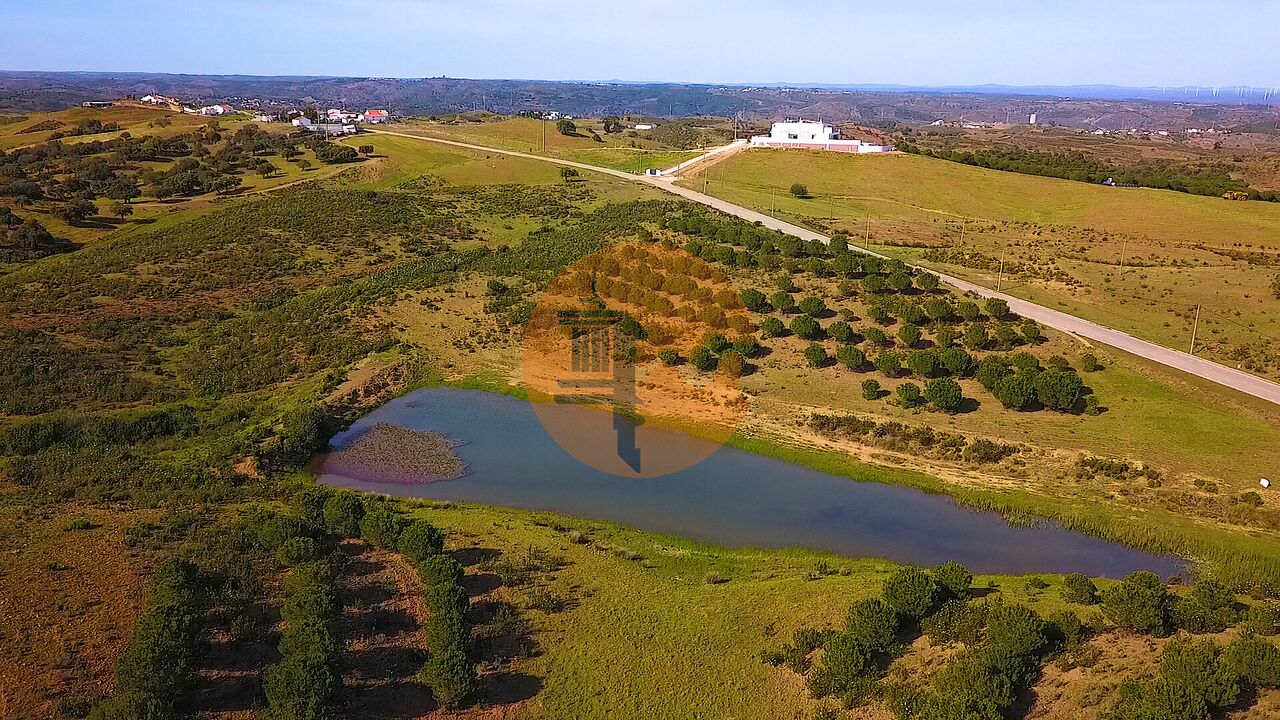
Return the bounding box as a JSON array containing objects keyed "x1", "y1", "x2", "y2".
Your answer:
[
  {"x1": 771, "y1": 187, "x2": 776, "y2": 216},
  {"x1": 1189, "y1": 304, "x2": 1202, "y2": 354},
  {"x1": 997, "y1": 248, "x2": 1006, "y2": 292},
  {"x1": 864, "y1": 216, "x2": 870, "y2": 246}
]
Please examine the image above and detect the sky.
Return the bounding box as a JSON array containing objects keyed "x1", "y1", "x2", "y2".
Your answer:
[{"x1": 3, "y1": 0, "x2": 1278, "y2": 89}]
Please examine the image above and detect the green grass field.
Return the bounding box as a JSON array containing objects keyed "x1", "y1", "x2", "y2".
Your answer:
[
  {"x1": 411, "y1": 499, "x2": 1108, "y2": 720},
  {"x1": 684, "y1": 149, "x2": 1280, "y2": 378},
  {"x1": 394, "y1": 116, "x2": 703, "y2": 172}
]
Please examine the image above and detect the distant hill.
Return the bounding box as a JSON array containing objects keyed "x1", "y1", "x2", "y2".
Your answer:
[{"x1": 1, "y1": 71, "x2": 1276, "y2": 131}]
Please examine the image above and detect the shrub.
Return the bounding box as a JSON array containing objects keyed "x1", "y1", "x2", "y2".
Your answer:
[
  {"x1": 844, "y1": 598, "x2": 901, "y2": 654},
  {"x1": 883, "y1": 566, "x2": 937, "y2": 620},
  {"x1": 923, "y1": 600, "x2": 987, "y2": 645},
  {"x1": 759, "y1": 317, "x2": 785, "y2": 338},
  {"x1": 896, "y1": 382, "x2": 922, "y2": 408},
  {"x1": 1159, "y1": 637, "x2": 1239, "y2": 709},
  {"x1": 719, "y1": 349, "x2": 745, "y2": 377},
  {"x1": 1020, "y1": 318, "x2": 1042, "y2": 344},
  {"x1": 1034, "y1": 369, "x2": 1084, "y2": 411},
  {"x1": 1173, "y1": 579, "x2": 1239, "y2": 633},
  {"x1": 277, "y1": 536, "x2": 319, "y2": 566},
  {"x1": 803, "y1": 344, "x2": 829, "y2": 368},
  {"x1": 1081, "y1": 353, "x2": 1102, "y2": 372},
  {"x1": 985, "y1": 602, "x2": 1048, "y2": 663},
  {"x1": 291, "y1": 486, "x2": 332, "y2": 530},
  {"x1": 985, "y1": 297, "x2": 1010, "y2": 319},
  {"x1": 418, "y1": 645, "x2": 479, "y2": 710},
  {"x1": 962, "y1": 323, "x2": 988, "y2": 350},
  {"x1": 262, "y1": 652, "x2": 340, "y2": 720},
  {"x1": 863, "y1": 326, "x2": 888, "y2": 345},
  {"x1": 836, "y1": 345, "x2": 866, "y2": 370},
  {"x1": 798, "y1": 296, "x2": 827, "y2": 316},
  {"x1": 398, "y1": 520, "x2": 445, "y2": 562},
  {"x1": 887, "y1": 272, "x2": 913, "y2": 292},
  {"x1": 790, "y1": 183, "x2": 809, "y2": 198},
  {"x1": 923, "y1": 297, "x2": 952, "y2": 320},
  {"x1": 956, "y1": 301, "x2": 980, "y2": 321},
  {"x1": 861, "y1": 379, "x2": 882, "y2": 400},
  {"x1": 898, "y1": 324, "x2": 922, "y2": 348},
  {"x1": 359, "y1": 503, "x2": 407, "y2": 550},
  {"x1": 1243, "y1": 603, "x2": 1280, "y2": 636},
  {"x1": 770, "y1": 290, "x2": 796, "y2": 313},
  {"x1": 938, "y1": 347, "x2": 972, "y2": 376},
  {"x1": 322, "y1": 491, "x2": 365, "y2": 537},
  {"x1": 974, "y1": 356, "x2": 1009, "y2": 389},
  {"x1": 690, "y1": 347, "x2": 716, "y2": 371},
  {"x1": 1062, "y1": 573, "x2": 1099, "y2": 605},
  {"x1": 874, "y1": 352, "x2": 901, "y2": 377},
  {"x1": 1223, "y1": 632, "x2": 1280, "y2": 689},
  {"x1": 828, "y1": 320, "x2": 853, "y2": 342},
  {"x1": 933, "y1": 561, "x2": 973, "y2": 600},
  {"x1": 923, "y1": 378, "x2": 961, "y2": 412},
  {"x1": 916, "y1": 272, "x2": 940, "y2": 291},
  {"x1": 811, "y1": 632, "x2": 875, "y2": 697},
  {"x1": 657, "y1": 349, "x2": 679, "y2": 365},
  {"x1": 791, "y1": 315, "x2": 820, "y2": 340},
  {"x1": 740, "y1": 288, "x2": 770, "y2": 312},
  {"x1": 993, "y1": 373, "x2": 1035, "y2": 410},
  {"x1": 1102, "y1": 571, "x2": 1172, "y2": 635}
]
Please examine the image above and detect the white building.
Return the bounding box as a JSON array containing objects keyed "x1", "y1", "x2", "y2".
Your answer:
[
  {"x1": 199, "y1": 104, "x2": 234, "y2": 116},
  {"x1": 361, "y1": 109, "x2": 389, "y2": 123},
  {"x1": 633, "y1": 123, "x2": 655, "y2": 131},
  {"x1": 292, "y1": 117, "x2": 313, "y2": 127},
  {"x1": 749, "y1": 120, "x2": 894, "y2": 153}
]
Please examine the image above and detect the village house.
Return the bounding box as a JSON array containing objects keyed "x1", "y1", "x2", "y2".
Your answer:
[
  {"x1": 199, "y1": 104, "x2": 235, "y2": 116},
  {"x1": 749, "y1": 120, "x2": 894, "y2": 153},
  {"x1": 360, "y1": 109, "x2": 389, "y2": 123}
]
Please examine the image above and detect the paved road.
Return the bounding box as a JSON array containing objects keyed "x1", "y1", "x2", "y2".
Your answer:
[{"x1": 372, "y1": 129, "x2": 1280, "y2": 407}]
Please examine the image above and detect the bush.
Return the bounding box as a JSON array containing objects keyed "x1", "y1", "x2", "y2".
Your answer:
[
  {"x1": 884, "y1": 566, "x2": 937, "y2": 620},
  {"x1": 863, "y1": 326, "x2": 887, "y2": 345},
  {"x1": 939, "y1": 347, "x2": 972, "y2": 376},
  {"x1": 896, "y1": 382, "x2": 922, "y2": 408},
  {"x1": 809, "y1": 632, "x2": 874, "y2": 698},
  {"x1": 359, "y1": 502, "x2": 407, "y2": 550},
  {"x1": 770, "y1": 291, "x2": 796, "y2": 313},
  {"x1": 845, "y1": 598, "x2": 901, "y2": 654},
  {"x1": 690, "y1": 347, "x2": 716, "y2": 371},
  {"x1": 277, "y1": 536, "x2": 319, "y2": 566},
  {"x1": 740, "y1": 288, "x2": 769, "y2": 312},
  {"x1": 923, "y1": 600, "x2": 987, "y2": 645},
  {"x1": 993, "y1": 373, "x2": 1035, "y2": 410},
  {"x1": 933, "y1": 561, "x2": 973, "y2": 600},
  {"x1": 985, "y1": 297, "x2": 1010, "y2": 319},
  {"x1": 657, "y1": 349, "x2": 679, "y2": 365},
  {"x1": 874, "y1": 352, "x2": 901, "y2": 377},
  {"x1": 719, "y1": 349, "x2": 745, "y2": 377},
  {"x1": 962, "y1": 323, "x2": 988, "y2": 350},
  {"x1": 1081, "y1": 353, "x2": 1102, "y2": 372},
  {"x1": 861, "y1": 379, "x2": 881, "y2": 401},
  {"x1": 1061, "y1": 573, "x2": 1099, "y2": 605},
  {"x1": 1159, "y1": 637, "x2": 1239, "y2": 709},
  {"x1": 798, "y1": 296, "x2": 827, "y2": 317},
  {"x1": 322, "y1": 491, "x2": 365, "y2": 537},
  {"x1": 803, "y1": 343, "x2": 829, "y2": 368},
  {"x1": 898, "y1": 324, "x2": 922, "y2": 348},
  {"x1": 291, "y1": 486, "x2": 332, "y2": 530},
  {"x1": 1223, "y1": 632, "x2": 1280, "y2": 689},
  {"x1": 924, "y1": 378, "x2": 963, "y2": 412},
  {"x1": 828, "y1": 320, "x2": 853, "y2": 342},
  {"x1": 419, "y1": 645, "x2": 479, "y2": 710},
  {"x1": 1034, "y1": 369, "x2": 1083, "y2": 411},
  {"x1": 985, "y1": 602, "x2": 1048, "y2": 664},
  {"x1": 790, "y1": 183, "x2": 809, "y2": 198},
  {"x1": 1173, "y1": 578, "x2": 1239, "y2": 633},
  {"x1": 836, "y1": 345, "x2": 866, "y2": 370},
  {"x1": 398, "y1": 520, "x2": 445, "y2": 562},
  {"x1": 261, "y1": 652, "x2": 340, "y2": 720},
  {"x1": 1102, "y1": 570, "x2": 1172, "y2": 635},
  {"x1": 791, "y1": 315, "x2": 820, "y2": 340},
  {"x1": 759, "y1": 317, "x2": 785, "y2": 338},
  {"x1": 1243, "y1": 603, "x2": 1280, "y2": 636}
]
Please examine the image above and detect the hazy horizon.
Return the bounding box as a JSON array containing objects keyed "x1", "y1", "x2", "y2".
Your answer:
[{"x1": 3, "y1": 0, "x2": 1278, "y2": 90}]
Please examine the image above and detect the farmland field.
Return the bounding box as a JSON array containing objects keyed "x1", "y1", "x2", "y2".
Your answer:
[
  {"x1": 681, "y1": 149, "x2": 1280, "y2": 378},
  {"x1": 5, "y1": 119, "x2": 1280, "y2": 720}
]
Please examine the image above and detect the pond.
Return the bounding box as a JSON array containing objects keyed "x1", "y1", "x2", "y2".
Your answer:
[{"x1": 319, "y1": 388, "x2": 1184, "y2": 578}]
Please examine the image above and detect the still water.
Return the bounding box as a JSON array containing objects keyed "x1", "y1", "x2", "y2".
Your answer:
[{"x1": 319, "y1": 388, "x2": 1183, "y2": 577}]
